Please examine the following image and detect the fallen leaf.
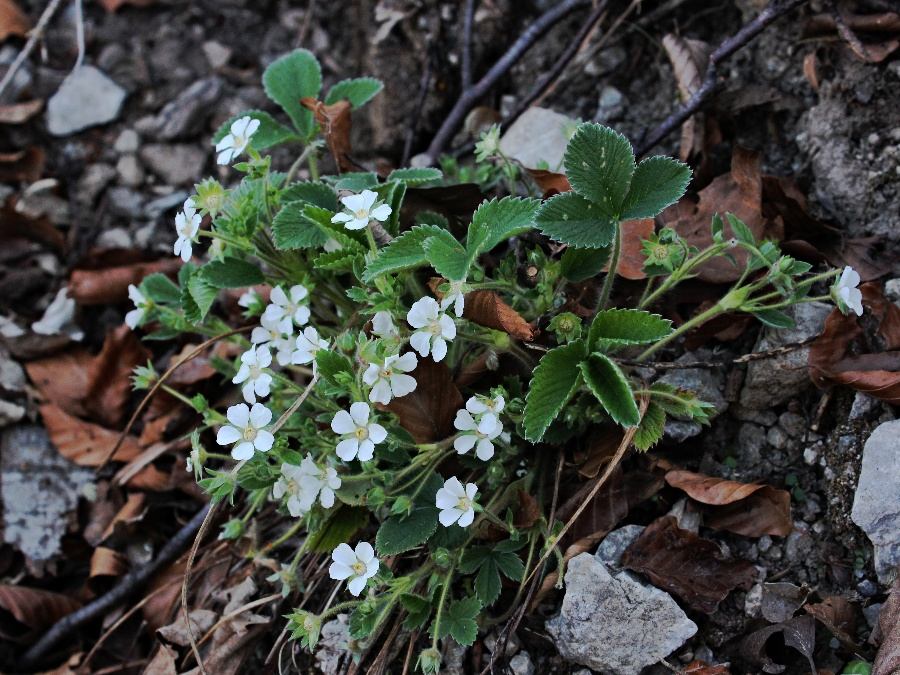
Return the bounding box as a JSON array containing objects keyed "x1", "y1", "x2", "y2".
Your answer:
[
  {"x1": 101, "y1": 492, "x2": 147, "y2": 542},
  {"x1": 68, "y1": 256, "x2": 181, "y2": 306},
  {"x1": 514, "y1": 490, "x2": 540, "y2": 529},
  {"x1": 97, "y1": 0, "x2": 158, "y2": 12},
  {"x1": 157, "y1": 608, "x2": 218, "y2": 647},
  {"x1": 741, "y1": 615, "x2": 817, "y2": 674},
  {"x1": 402, "y1": 184, "x2": 485, "y2": 225},
  {"x1": 143, "y1": 559, "x2": 187, "y2": 631},
  {"x1": 384, "y1": 357, "x2": 463, "y2": 443},
  {"x1": 873, "y1": 575, "x2": 900, "y2": 675},
  {"x1": 680, "y1": 661, "x2": 731, "y2": 674},
  {"x1": 463, "y1": 290, "x2": 535, "y2": 341},
  {"x1": 0, "y1": 147, "x2": 44, "y2": 182},
  {"x1": 143, "y1": 644, "x2": 178, "y2": 675},
  {"x1": 0, "y1": 0, "x2": 29, "y2": 42},
  {"x1": 300, "y1": 97, "x2": 353, "y2": 173},
  {"x1": 805, "y1": 11, "x2": 900, "y2": 63},
  {"x1": 0, "y1": 99, "x2": 42, "y2": 124},
  {"x1": 621, "y1": 515, "x2": 757, "y2": 614},
  {"x1": 89, "y1": 546, "x2": 128, "y2": 580},
  {"x1": 665, "y1": 469, "x2": 793, "y2": 537},
  {"x1": 661, "y1": 33, "x2": 710, "y2": 161},
  {"x1": 165, "y1": 343, "x2": 217, "y2": 386},
  {"x1": 0, "y1": 585, "x2": 80, "y2": 634},
  {"x1": 40, "y1": 403, "x2": 141, "y2": 465},
  {"x1": 761, "y1": 582, "x2": 809, "y2": 623},
  {"x1": 606, "y1": 218, "x2": 655, "y2": 280},
  {"x1": 527, "y1": 169, "x2": 570, "y2": 197},
  {"x1": 0, "y1": 197, "x2": 65, "y2": 252},
  {"x1": 804, "y1": 596, "x2": 858, "y2": 649},
  {"x1": 802, "y1": 52, "x2": 820, "y2": 90}
]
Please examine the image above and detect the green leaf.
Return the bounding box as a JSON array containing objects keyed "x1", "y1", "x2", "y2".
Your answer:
[
  {"x1": 315, "y1": 350, "x2": 354, "y2": 387},
  {"x1": 212, "y1": 110, "x2": 299, "y2": 150},
  {"x1": 387, "y1": 167, "x2": 443, "y2": 186},
  {"x1": 523, "y1": 339, "x2": 587, "y2": 442},
  {"x1": 649, "y1": 382, "x2": 716, "y2": 425},
  {"x1": 362, "y1": 224, "x2": 447, "y2": 282},
  {"x1": 422, "y1": 230, "x2": 469, "y2": 281},
  {"x1": 564, "y1": 122, "x2": 635, "y2": 217},
  {"x1": 633, "y1": 401, "x2": 665, "y2": 452},
  {"x1": 533, "y1": 191, "x2": 617, "y2": 249},
  {"x1": 560, "y1": 246, "x2": 610, "y2": 283},
  {"x1": 199, "y1": 257, "x2": 264, "y2": 288},
  {"x1": 726, "y1": 213, "x2": 755, "y2": 245},
  {"x1": 466, "y1": 196, "x2": 540, "y2": 255},
  {"x1": 400, "y1": 593, "x2": 432, "y2": 630},
  {"x1": 376, "y1": 473, "x2": 443, "y2": 555},
  {"x1": 280, "y1": 181, "x2": 338, "y2": 211},
  {"x1": 262, "y1": 49, "x2": 322, "y2": 138},
  {"x1": 272, "y1": 201, "x2": 330, "y2": 250},
  {"x1": 474, "y1": 563, "x2": 501, "y2": 606},
  {"x1": 752, "y1": 308, "x2": 795, "y2": 329},
  {"x1": 433, "y1": 596, "x2": 481, "y2": 647},
  {"x1": 313, "y1": 249, "x2": 363, "y2": 273},
  {"x1": 140, "y1": 273, "x2": 181, "y2": 304},
  {"x1": 186, "y1": 274, "x2": 217, "y2": 323},
  {"x1": 306, "y1": 506, "x2": 369, "y2": 553},
  {"x1": 349, "y1": 594, "x2": 394, "y2": 640},
  {"x1": 620, "y1": 156, "x2": 691, "y2": 220},
  {"x1": 334, "y1": 171, "x2": 379, "y2": 191},
  {"x1": 580, "y1": 353, "x2": 640, "y2": 427},
  {"x1": 588, "y1": 308, "x2": 673, "y2": 352},
  {"x1": 325, "y1": 77, "x2": 383, "y2": 108}
]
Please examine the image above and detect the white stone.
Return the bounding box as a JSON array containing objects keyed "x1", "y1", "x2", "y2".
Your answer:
[
  {"x1": 499, "y1": 107, "x2": 575, "y2": 171},
  {"x1": 46, "y1": 65, "x2": 126, "y2": 136}
]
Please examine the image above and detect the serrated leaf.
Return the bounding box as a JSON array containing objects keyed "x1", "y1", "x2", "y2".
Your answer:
[
  {"x1": 588, "y1": 308, "x2": 673, "y2": 352},
  {"x1": 633, "y1": 401, "x2": 665, "y2": 451},
  {"x1": 304, "y1": 505, "x2": 368, "y2": 553},
  {"x1": 433, "y1": 596, "x2": 481, "y2": 647},
  {"x1": 272, "y1": 201, "x2": 330, "y2": 250},
  {"x1": 560, "y1": 246, "x2": 610, "y2": 282},
  {"x1": 726, "y1": 213, "x2": 755, "y2": 245},
  {"x1": 580, "y1": 352, "x2": 640, "y2": 427},
  {"x1": 140, "y1": 273, "x2": 181, "y2": 304},
  {"x1": 620, "y1": 156, "x2": 691, "y2": 220},
  {"x1": 466, "y1": 196, "x2": 540, "y2": 255},
  {"x1": 199, "y1": 257, "x2": 264, "y2": 288},
  {"x1": 280, "y1": 181, "x2": 337, "y2": 211},
  {"x1": 315, "y1": 350, "x2": 353, "y2": 387},
  {"x1": 373, "y1": 180, "x2": 406, "y2": 235},
  {"x1": 376, "y1": 474, "x2": 443, "y2": 555},
  {"x1": 534, "y1": 191, "x2": 617, "y2": 249},
  {"x1": 186, "y1": 274, "x2": 217, "y2": 323},
  {"x1": 349, "y1": 594, "x2": 393, "y2": 640},
  {"x1": 475, "y1": 563, "x2": 501, "y2": 606},
  {"x1": 334, "y1": 171, "x2": 379, "y2": 191},
  {"x1": 313, "y1": 249, "x2": 362, "y2": 273},
  {"x1": 650, "y1": 382, "x2": 715, "y2": 424},
  {"x1": 262, "y1": 49, "x2": 321, "y2": 138},
  {"x1": 325, "y1": 77, "x2": 383, "y2": 108},
  {"x1": 362, "y1": 224, "x2": 447, "y2": 282},
  {"x1": 387, "y1": 167, "x2": 443, "y2": 186},
  {"x1": 422, "y1": 230, "x2": 468, "y2": 281},
  {"x1": 751, "y1": 308, "x2": 795, "y2": 329},
  {"x1": 400, "y1": 593, "x2": 432, "y2": 630},
  {"x1": 493, "y1": 550, "x2": 525, "y2": 580},
  {"x1": 564, "y1": 122, "x2": 635, "y2": 218},
  {"x1": 523, "y1": 339, "x2": 587, "y2": 442},
  {"x1": 212, "y1": 110, "x2": 299, "y2": 150}
]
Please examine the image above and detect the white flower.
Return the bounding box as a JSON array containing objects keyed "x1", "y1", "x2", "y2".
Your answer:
[
  {"x1": 251, "y1": 314, "x2": 292, "y2": 346},
  {"x1": 435, "y1": 477, "x2": 478, "y2": 528},
  {"x1": 363, "y1": 352, "x2": 418, "y2": 405},
  {"x1": 331, "y1": 190, "x2": 392, "y2": 231},
  {"x1": 329, "y1": 541, "x2": 379, "y2": 596},
  {"x1": 238, "y1": 289, "x2": 260, "y2": 308},
  {"x1": 835, "y1": 266, "x2": 863, "y2": 317},
  {"x1": 440, "y1": 281, "x2": 466, "y2": 317},
  {"x1": 331, "y1": 402, "x2": 387, "y2": 462},
  {"x1": 466, "y1": 395, "x2": 505, "y2": 416},
  {"x1": 264, "y1": 285, "x2": 310, "y2": 326},
  {"x1": 407, "y1": 297, "x2": 456, "y2": 362},
  {"x1": 232, "y1": 346, "x2": 273, "y2": 404},
  {"x1": 273, "y1": 462, "x2": 319, "y2": 517},
  {"x1": 173, "y1": 198, "x2": 201, "y2": 262},
  {"x1": 371, "y1": 311, "x2": 398, "y2": 339},
  {"x1": 299, "y1": 453, "x2": 342, "y2": 508},
  {"x1": 453, "y1": 409, "x2": 501, "y2": 461},
  {"x1": 292, "y1": 326, "x2": 329, "y2": 365},
  {"x1": 125, "y1": 284, "x2": 149, "y2": 329},
  {"x1": 216, "y1": 402, "x2": 275, "y2": 460},
  {"x1": 215, "y1": 115, "x2": 260, "y2": 165}
]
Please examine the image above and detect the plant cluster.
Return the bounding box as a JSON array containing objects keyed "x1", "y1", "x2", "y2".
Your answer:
[{"x1": 125, "y1": 49, "x2": 863, "y2": 671}]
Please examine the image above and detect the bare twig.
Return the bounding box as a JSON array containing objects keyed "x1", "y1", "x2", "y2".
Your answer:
[
  {"x1": 19, "y1": 504, "x2": 211, "y2": 670},
  {"x1": 424, "y1": 0, "x2": 590, "y2": 164},
  {"x1": 619, "y1": 337, "x2": 817, "y2": 370},
  {"x1": 0, "y1": 0, "x2": 66, "y2": 100},
  {"x1": 460, "y1": 0, "x2": 476, "y2": 92},
  {"x1": 635, "y1": 0, "x2": 809, "y2": 158},
  {"x1": 181, "y1": 502, "x2": 220, "y2": 675}
]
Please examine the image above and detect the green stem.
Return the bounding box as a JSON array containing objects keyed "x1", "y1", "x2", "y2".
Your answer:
[
  {"x1": 321, "y1": 600, "x2": 361, "y2": 621},
  {"x1": 308, "y1": 152, "x2": 319, "y2": 181},
  {"x1": 636, "y1": 302, "x2": 724, "y2": 361},
  {"x1": 597, "y1": 223, "x2": 622, "y2": 310},
  {"x1": 430, "y1": 563, "x2": 456, "y2": 650}
]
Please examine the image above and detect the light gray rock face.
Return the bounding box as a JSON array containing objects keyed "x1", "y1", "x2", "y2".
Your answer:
[
  {"x1": 547, "y1": 554, "x2": 697, "y2": 675},
  {"x1": 852, "y1": 419, "x2": 900, "y2": 583},
  {"x1": 658, "y1": 350, "x2": 728, "y2": 440},
  {"x1": 46, "y1": 65, "x2": 126, "y2": 136},
  {"x1": 595, "y1": 524, "x2": 645, "y2": 569},
  {"x1": 137, "y1": 77, "x2": 223, "y2": 140},
  {"x1": 739, "y1": 302, "x2": 832, "y2": 409},
  {"x1": 140, "y1": 143, "x2": 206, "y2": 185},
  {"x1": 499, "y1": 107, "x2": 575, "y2": 171}
]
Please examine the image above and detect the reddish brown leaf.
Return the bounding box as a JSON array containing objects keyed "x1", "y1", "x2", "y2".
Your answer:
[
  {"x1": 300, "y1": 97, "x2": 353, "y2": 173},
  {"x1": 0, "y1": 0, "x2": 29, "y2": 42},
  {"x1": 527, "y1": 169, "x2": 570, "y2": 197},
  {"x1": 873, "y1": 574, "x2": 900, "y2": 675},
  {"x1": 40, "y1": 403, "x2": 141, "y2": 465},
  {"x1": 97, "y1": 0, "x2": 157, "y2": 12},
  {"x1": 0, "y1": 99, "x2": 42, "y2": 124},
  {"x1": 165, "y1": 343, "x2": 217, "y2": 387},
  {"x1": 514, "y1": 490, "x2": 540, "y2": 529},
  {"x1": 804, "y1": 596, "x2": 858, "y2": 649},
  {"x1": 0, "y1": 585, "x2": 80, "y2": 632},
  {"x1": 741, "y1": 615, "x2": 817, "y2": 674},
  {"x1": 661, "y1": 33, "x2": 710, "y2": 161},
  {"x1": 574, "y1": 426, "x2": 622, "y2": 478},
  {"x1": 621, "y1": 516, "x2": 757, "y2": 614},
  {"x1": 665, "y1": 469, "x2": 793, "y2": 537},
  {"x1": 384, "y1": 357, "x2": 463, "y2": 443},
  {"x1": 0, "y1": 198, "x2": 65, "y2": 252},
  {"x1": 69, "y1": 257, "x2": 182, "y2": 306},
  {"x1": 606, "y1": 218, "x2": 655, "y2": 281},
  {"x1": 0, "y1": 146, "x2": 44, "y2": 182},
  {"x1": 805, "y1": 11, "x2": 900, "y2": 63},
  {"x1": 89, "y1": 546, "x2": 128, "y2": 579},
  {"x1": 463, "y1": 290, "x2": 535, "y2": 341},
  {"x1": 25, "y1": 350, "x2": 91, "y2": 416},
  {"x1": 680, "y1": 661, "x2": 731, "y2": 675}
]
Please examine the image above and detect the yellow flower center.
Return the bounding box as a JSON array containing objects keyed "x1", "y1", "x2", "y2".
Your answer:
[
  {"x1": 351, "y1": 561, "x2": 366, "y2": 575},
  {"x1": 456, "y1": 496, "x2": 471, "y2": 511},
  {"x1": 249, "y1": 365, "x2": 261, "y2": 379},
  {"x1": 355, "y1": 427, "x2": 369, "y2": 441},
  {"x1": 354, "y1": 208, "x2": 369, "y2": 220},
  {"x1": 243, "y1": 427, "x2": 258, "y2": 442}
]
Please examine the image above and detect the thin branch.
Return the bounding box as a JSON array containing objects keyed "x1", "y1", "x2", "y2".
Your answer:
[
  {"x1": 618, "y1": 337, "x2": 817, "y2": 370},
  {"x1": 19, "y1": 504, "x2": 211, "y2": 670},
  {"x1": 635, "y1": 0, "x2": 809, "y2": 158},
  {"x1": 424, "y1": 0, "x2": 590, "y2": 164},
  {"x1": 460, "y1": 0, "x2": 476, "y2": 92},
  {"x1": 0, "y1": 0, "x2": 66, "y2": 100}
]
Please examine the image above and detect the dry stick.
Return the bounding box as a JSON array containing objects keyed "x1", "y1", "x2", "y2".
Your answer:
[
  {"x1": 18, "y1": 504, "x2": 211, "y2": 670},
  {"x1": 0, "y1": 0, "x2": 66, "y2": 99},
  {"x1": 97, "y1": 325, "x2": 253, "y2": 470},
  {"x1": 634, "y1": 0, "x2": 809, "y2": 158},
  {"x1": 460, "y1": 0, "x2": 477, "y2": 92},
  {"x1": 424, "y1": 0, "x2": 591, "y2": 163},
  {"x1": 618, "y1": 337, "x2": 817, "y2": 370}
]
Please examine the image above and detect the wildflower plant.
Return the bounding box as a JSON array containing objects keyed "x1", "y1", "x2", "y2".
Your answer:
[{"x1": 124, "y1": 49, "x2": 861, "y2": 670}]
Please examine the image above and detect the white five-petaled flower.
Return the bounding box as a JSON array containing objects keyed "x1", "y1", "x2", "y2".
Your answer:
[
  {"x1": 232, "y1": 346, "x2": 273, "y2": 404},
  {"x1": 835, "y1": 266, "x2": 864, "y2": 317},
  {"x1": 251, "y1": 314, "x2": 292, "y2": 347},
  {"x1": 435, "y1": 477, "x2": 478, "y2": 528},
  {"x1": 363, "y1": 352, "x2": 418, "y2": 404},
  {"x1": 273, "y1": 462, "x2": 319, "y2": 517},
  {"x1": 215, "y1": 115, "x2": 260, "y2": 165},
  {"x1": 125, "y1": 284, "x2": 149, "y2": 329},
  {"x1": 440, "y1": 281, "x2": 466, "y2": 317},
  {"x1": 173, "y1": 198, "x2": 201, "y2": 263},
  {"x1": 216, "y1": 402, "x2": 275, "y2": 460},
  {"x1": 407, "y1": 297, "x2": 456, "y2": 362},
  {"x1": 299, "y1": 453, "x2": 342, "y2": 508},
  {"x1": 453, "y1": 409, "x2": 501, "y2": 461},
  {"x1": 371, "y1": 311, "x2": 398, "y2": 339},
  {"x1": 264, "y1": 285, "x2": 311, "y2": 326},
  {"x1": 331, "y1": 402, "x2": 387, "y2": 462},
  {"x1": 238, "y1": 289, "x2": 261, "y2": 308},
  {"x1": 292, "y1": 326, "x2": 329, "y2": 365},
  {"x1": 466, "y1": 394, "x2": 505, "y2": 417},
  {"x1": 329, "y1": 542, "x2": 379, "y2": 597},
  {"x1": 330, "y1": 190, "x2": 392, "y2": 231}
]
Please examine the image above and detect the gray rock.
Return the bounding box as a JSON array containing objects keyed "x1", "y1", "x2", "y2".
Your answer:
[
  {"x1": 203, "y1": 41, "x2": 232, "y2": 69},
  {"x1": 140, "y1": 77, "x2": 223, "y2": 140},
  {"x1": 77, "y1": 163, "x2": 117, "y2": 205},
  {"x1": 509, "y1": 651, "x2": 535, "y2": 675},
  {"x1": 744, "y1": 583, "x2": 763, "y2": 617},
  {"x1": 499, "y1": 107, "x2": 575, "y2": 171},
  {"x1": 767, "y1": 426, "x2": 790, "y2": 450},
  {"x1": 145, "y1": 190, "x2": 190, "y2": 219},
  {"x1": 730, "y1": 405, "x2": 778, "y2": 426},
  {"x1": 849, "y1": 392, "x2": 879, "y2": 421},
  {"x1": 140, "y1": 144, "x2": 206, "y2": 185},
  {"x1": 46, "y1": 65, "x2": 126, "y2": 136},
  {"x1": 738, "y1": 423, "x2": 768, "y2": 463},
  {"x1": 665, "y1": 419, "x2": 703, "y2": 442},
  {"x1": 0, "y1": 399, "x2": 25, "y2": 427},
  {"x1": 116, "y1": 154, "x2": 144, "y2": 187},
  {"x1": 885, "y1": 278, "x2": 900, "y2": 303},
  {"x1": 596, "y1": 85, "x2": 625, "y2": 122},
  {"x1": 739, "y1": 302, "x2": 832, "y2": 409},
  {"x1": 851, "y1": 419, "x2": 900, "y2": 583},
  {"x1": 113, "y1": 129, "x2": 140, "y2": 154},
  {"x1": 658, "y1": 351, "x2": 728, "y2": 417},
  {"x1": 0, "y1": 349, "x2": 25, "y2": 392},
  {"x1": 315, "y1": 614, "x2": 350, "y2": 673},
  {"x1": 96, "y1": 227, "x2": 133, "y2": 249},
  {"x1": 107, "y1": 186, "x2": 145, "y2": 218},
  {"x1": 595, "y1": 525, "x2": 645, "y2": 569},
  {"x1": 778, "y1": 412, "x2": 807, "y2": 438},
  {"x1": 547, "y1": 554, "x2": 697, "y2": 675},
  {"x1": 864, "y1": 603, "x2": 883, "y2": 629}
]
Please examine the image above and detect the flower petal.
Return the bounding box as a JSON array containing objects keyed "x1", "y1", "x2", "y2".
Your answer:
[
  {"x1": 394, "y1": 351, "x2": 418, "y2": 373},
  {"x1": 370, "y1": 203, "x2": 392, "y2": 221},
  {"x1": 454, "y1": 409, "x2": 476, "y2": 431},
  {"x1": 349, "y1": 402, "x2": 370, "y2": 427},
  {"x1": 439, "y1": 508, "x2": 461, "y2": 527},
  {"x1": 332, "y1": 543, "x2": 357, "y2": 566},
  {"x1": 355, "y1": 541, "x2": 375, "y2": 563},
  {"x1": 435, "y1": 488, "x2": 457, "y2": 509},
  {"x1": 367, "y1": 423, "x2": 387, "y2": 444},
  {"x1": 357, "y1": 439, "x2": 375, "y2": 462},
  {"x1": 331, "y1": 410, "x2": 356, "y2": 435},
  {"x1": 231, "y1": 441, "x2": 255, "y2": 460},
  {"x1": 409, "y1": 330, "x2": 432, "y2": 357},
  {"x1": 254, "y1": 430, "x2": 275, "y2": 452},
  {"x1": 475, "y1": 438, "x2": 495, "y2": 461},
  {"x1": 431, "y1": 337, "x2": 447, "y2": 362},
  {"x1": 369, "y1": 379, "x2": 392, "y2": 405},
  {"x1": 454, "y1": 434, "x2": 476, "y2": 453},
  {"x1": 359, "y1": 190, "x2": 378, "y2": 210},
  {"x1": 216, "y1": 425, "x2": 241, "y2": 445},
  {"x1": 336, "y1": 438, "x2": 360, "y2": 462},
  {"x1": 457, "y1": 509, "x2": 475, "y2": 528},
  {"x1": 249, "y1": 403, "x2": 272, "y2": 428},
  {"x1": 389, "y1": 373, "x2": 417, "y2": 398},
  {"x1": 226, "y1": 403, "x2": 250, "y2": 428},
  {"x1": 347, "y1": 575, "x2": 367, "y2": 596},
  {"x1": 329, "y1": 562, "x2": 353, "y2": 581}
]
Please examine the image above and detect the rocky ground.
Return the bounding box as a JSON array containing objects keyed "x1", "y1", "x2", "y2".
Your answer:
[{"x1": 1, "y1": 0, "x2": 899, "y2": 673}]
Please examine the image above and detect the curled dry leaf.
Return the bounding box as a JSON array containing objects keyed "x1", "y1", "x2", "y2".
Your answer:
[
  {"x1": 527, "y1": 168, "x2": 570, "y2": 197},
  {"x1": 97, "y1": 0, "x2": 158, "y2": 12},
  {"x1": 665, "y1": 469, "x2": 793, "y2": 537},
  {"x1": 740, "y1": 614, "x2": 817, "y2": 674},
  {"x1": 661, "y1": 33, "x2": 710, "y2": 161},
  {"x1": 0, "y1": 584, "x2": 81, "y2": 634},
  {"x1": 384, "y1": 357, "x2": 463, "y2": 443},
  {"x1": 463, "y1": 290, "x2": 535, "y2": 341},
  {"x1": 804, "y1": 596, "x2": 858, "y2": 650},
  {"x1": 89, "y1": 546, "x2": 128, "y2": 580},
  {"x1": 40, "y1": 403, "x2": 141, "y2": 465},
  {"x1": 300, "y1": 97, "x2": 353, "y2": 173},
  {"x1": 873, "y1": 575, "x2": 900, "y2": 675},
  {"x1": 604, "y1": 218, "x2": 655, "y2": 281},
  {"x1": 621, "y1": 515, "x2": 757, "y2": 614},
  {"x1": 69, "y1": 257, "x2": 181, "y2": 305},
  {"x1": 680, "y1": 661, "x2": 731, "y2": 675},
  {"x1": 0, "y1": 99, "x2": 43, "y2": 124},
  {"x1": 0, "y1": 0, "x2": 29, "y2": 42},
  {"x1": 0, "y1": 147, "x2": 45, "y2": 182}
]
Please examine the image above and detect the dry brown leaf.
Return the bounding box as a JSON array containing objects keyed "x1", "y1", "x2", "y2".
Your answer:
[
  {"x1": 0, "y1": 99, "x2": 42, "y2": 124},
  {"x1": 621, "y1": 515, "x2": 757, "y2": 614},
  {"x1": 661, "y1": 34, "x2": 710, "y2": 161},
  {"x1": 803, "y1": 52, "x2": 820, "y2": 90},
  {"x1": 89, "y1": 546, "x2": 128, "y2": 579},
  {"x1": 680, "y1": 661, "x2": 731, "y2": 674},
  {"x1": 165, "y1": 343, "x2": 217, "y2": 386},
  {"x1": 0, "y1": 0, "x2": 29, "y2": 42},
  {"x1": 0, "y1": 146, "x2": 44, "y2": 182},
  {"x1": 665, "y1": 469, "x2": 793, "y2": 537},
  {"x1": 300, "y1": 97, "x2": 353, "y2": 173},
  {"x1": 463, "y1": 290, "x2": 535, "y2": 341},
  {"x1": 605, "y1": 218, "x2": 654, "y2": 281},
  {"x1": 804, "y1": 596, "x2": 858, "y2": 649},
  {"x1": 806, "y1": 11, "x2": 900, "y2": 63},
  {"x1": 100, "y1": 492, "x2": 147, "y2": 542},
  {"x1": 40, "y1": 403, "x2": 141, "y2": 465},
  {"x1": 25, "y1": 349, "x2": 91, "y2": 416},
  {"x1": 384, "y1": 357, "x2": 463, "y2": 443},
  {"x1": 143, "y1": 645, "x2": 178, "y2": 675},
  {"x1": 741, "y1": 615, "x2": 817, "y2": 674},
  {"x1": 527, "y1": 169, "x2": 570, "y2": 197},
  {"x1": 68, "y1": 257, "x2": 181, "y2": 306},
  {"x1": 143, "y1": 559, "x2": 187, "y2": 631},
  {"x1": 0, "y1": 198, "x2": 65, "y2": 252},
  {"x1": 873, "y1": 574, "x2": 900, "y2": 675},
  {"x1": 0, "y1": 584, "x2": 80, "y2": 633}
]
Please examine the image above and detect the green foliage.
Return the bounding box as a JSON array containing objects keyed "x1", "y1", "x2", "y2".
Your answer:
[
  {"x1": 375, "y1": 473, "x2": 443, "y2": 554},
  {"x1": 466, "y1": 196, "x2": 539, "y2": 255},
  {"x1": 633, "y1": 401, "x2": 665, "y2": 451},
  {"x1": 306, "y1": 506, "x2": 369, "y2": 553},
  {"x1": 564, "y1": 122, "x2": 635, "y2": 218},
  {"x1": 588, "y1": 308, "x2": 673, "y2": 352},
  {"x1": 431, "y1": 596, "x2": 481, "y2": 647},
  {"x1": 199, "y1": 257, "x2": 265, "y2": 288},
  {"x1": 272, "y1": 202, "x2": 332, "y2": 250},
  {"x1": 649, "y1": 382, "x2": 716, "y2": 425},
  {"x1": 523, "y1": 340, "x2": 587, "y2": 442},
  {"x1": 280, "y1": 181, "x2": 338, "y2": 211},
  {"x1": 459, "y1": 542, "x2": 525, "y2": 606},
  {"x1": 559, "y1": 246, "x2": 610, "y2": 282},
  {"x1": 315, "y1": 350, "x2": 354, "y2": 387},
  {"x1": 752, "y1": 308, "x2": 795, "y2": 329},
  {"x1": 262, "y1": 49, "x2": 322, "y2": 139},
  {"x1": 387, "y1": 167, "x2": 443, "y2": 186},
  {"x1": 422, "y1": 230, "x2": 469, "y2": 281},
  {"x1": 325, "y1": 77, "x2": 383, "y2": 108},
  {"x1": 140, "y1": 273, "x2": 181, "y2": 304},
  {"x1": 533, "y1": 192, "x2": 616, "y2": 248},
  {"x1": 362, "y1": 225, "x2": 448, "y2": 282},
  {"x1": 579, "y1": 353, "x2": 640, "y2": 427},
  {"x1": 619, "y1": 156, "x2": 691, "y2": 220}
]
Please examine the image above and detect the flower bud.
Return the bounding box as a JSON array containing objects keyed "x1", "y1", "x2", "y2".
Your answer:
[
  {"x1": 417, "y1": 648, "x2": 442, "y2": 674},
  {"x1": 432, "y1": 547, "x2": 452, "y2": 569}
]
